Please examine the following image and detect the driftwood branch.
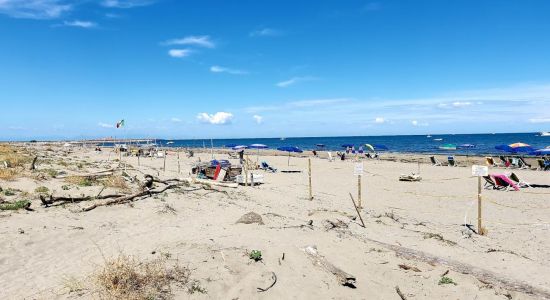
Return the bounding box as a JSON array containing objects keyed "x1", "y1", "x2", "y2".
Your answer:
[
  {"x1": 303, "y1": 245, "x2": 356, "y2": 288},
  {"x1": 82, "y1": 184, "x2": 179, "y2": 212},
  {"x1": 257, "y1": 272, "x2": 277, "y2": 292},
  {"x1": 354, "y1": 235, "x2": 550, "y2": 299},
  {"x1": 40, "y1": 194, "x2": 122, "y2": 206},
  {"x1": 29, "y1": 156, "x2": 38, "y2": 171}
]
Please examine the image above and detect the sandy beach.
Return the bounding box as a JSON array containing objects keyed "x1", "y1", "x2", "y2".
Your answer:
[{"x1": 1, "y1": 143, "x2": 550, "y2": 299}]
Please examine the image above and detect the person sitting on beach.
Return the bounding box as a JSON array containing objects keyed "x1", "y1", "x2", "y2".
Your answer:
[
  {"x1": 341, "y1": 152, "x2": 346, "y2": 161},
  {"x1": 312, "y1": 150, "x2": 317, "y2": 156}
]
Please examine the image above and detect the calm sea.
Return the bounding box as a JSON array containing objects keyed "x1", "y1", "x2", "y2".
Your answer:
[{"x1": 150, "y1": 132, "x2": 549, "y2": 156}]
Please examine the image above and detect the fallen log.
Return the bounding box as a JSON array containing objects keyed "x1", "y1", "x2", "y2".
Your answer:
[
  {"x1": 303, "y1": 245, "x2": 356, "y2": 288},
  {"x1": 40, "y1": 194, "x2": 122, "y2": 206}
]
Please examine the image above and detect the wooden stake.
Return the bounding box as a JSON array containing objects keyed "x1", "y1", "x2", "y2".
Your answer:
[
  {"x1": 308, "y1": 158, "x2": 313, "y2": 200},
  {"x1": 163, "y1": 150, "x2": 167, "y2": 172},
  {"x1": 477, "y1": 176, "x2": 483, "y2": 234},
  {"x1": 177, "y1": 150, "x2": 181, "y2": 174},
  {"x1": 357, "y1": 175, "x2": 362, "y2": 209},
  {"x1": 349, "y1": 193, "x2": 365, "y2": 227}
]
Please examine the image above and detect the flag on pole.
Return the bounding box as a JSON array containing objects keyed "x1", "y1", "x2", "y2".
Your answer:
[{"x1": 116, "y1": 119, "x2": 125, "y2": 128}]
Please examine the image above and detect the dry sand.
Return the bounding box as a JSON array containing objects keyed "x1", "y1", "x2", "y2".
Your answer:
[{"x1": 1, "y1": 144, "x2": 550, "y2": 299}]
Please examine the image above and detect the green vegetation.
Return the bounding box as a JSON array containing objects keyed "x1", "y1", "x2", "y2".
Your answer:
[
  {"x1": 0, "y1": 200, "x2": 30, "y2": 211},
  {"x1": 35, "y1": 186, "x2": 49, "y2": 194},
  {"x1": 438, "y1": 276, "x2": 457, "y2": 286},
  {"x1": 249, "y1": 250, "x2": 262, "y2": 262}
]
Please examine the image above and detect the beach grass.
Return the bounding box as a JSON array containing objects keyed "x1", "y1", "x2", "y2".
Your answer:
[{"x1": 0, "y1": 200, "x2": 31, "y2": 211}]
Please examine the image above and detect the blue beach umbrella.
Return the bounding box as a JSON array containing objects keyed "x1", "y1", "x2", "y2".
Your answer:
[
  {"x1": 232, "y1": 145, "x2": 248, "y2": 151},
  {"x1": 249, "y1": 144, "x2": 268, "y2": 164},
  {"x1": 277, "y1": 146, "x2": 303, "y2": 165},
  {"x1": 531, "y1": 148, "x2": 550, "y2": 156}
]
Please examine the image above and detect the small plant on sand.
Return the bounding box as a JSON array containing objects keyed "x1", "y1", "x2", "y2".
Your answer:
[
  {"x1": 188, "y1": 280, "x2": 207, "y2": 294},
  {"x1": 438, "y1": 276, "x2": 457, "y2": 286},
  {"x1": 0, "y1": 200, "x2": 30, "y2": 211},
  {"x1": 65, "y1": 176, "x2": 97, "y2": 187},
  {"x1": 3, "y1": 188, "x2": 17, "y2": 196},
  {"x1": 249, "y1": 250, "x2": 262, "y2": 262},
  {"x1": 0, "y1": 168, "x2": 19, "y2": 181},
  {"x1": 102, "y1": 175, "x2": 129, "y2": 191},
  {"x1": 35, "y1": 186, "x2": 49, "y2": 194},
  {"x1": 43, "y1": 168, "x2": 58, "y2": 178},
  {"x1": 94, "y1": 254, "x2": 190, "y2": 300},
  {"x1": 62, "y1": 185, "x2": 70, "y2": 190}
]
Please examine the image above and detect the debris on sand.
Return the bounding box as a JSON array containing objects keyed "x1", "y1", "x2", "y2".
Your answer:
[{"x1": 236, "y1": 212, "x2": 264, "y2": 225}]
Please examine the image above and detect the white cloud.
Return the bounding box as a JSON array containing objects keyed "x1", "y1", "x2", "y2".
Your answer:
[
  {"x1": 170, "y1": 117, "x2": 182, "y2": 123},
  {"x1": 529, "y1": 118, "x2": 550, "y2": 123},
  {"x1": 0, "y1": 0, "x2": 72, "y2": 19},
  {"x1": 163, "y1": 35, "x2": 215, "y2": 48},
  {"x1": 452, "y1": 101, "x2": 472, "y2": 107},
  {"x1": 374, "y1": 117, "x2": 385, "y2": 124},
  {"x1": 411, "y1": 120, "x2": 418, "y2": 126},
  {"x1": 411, "y1": 120, "x2": 429, "y2": 127},
  {"x1": 438, "y1": 101, "x2": 472, "y2": 109},
  {"x1": 276, "y1": 76, "x2": 317, "y2": 88},
  {"x1": 168, "y1": 49, "x2": 192, "y2": 58},
  {"x1": 101, "y1": 0, "x2": 154, "y2": 8},
  {"x1": 98, "y1": 122, "x2": 114, "y2": 128},
  {"x1": 197, "y1": 112, "x2": 233, "y2": 125},
  {"x1": 253, "y1": 115, "x2": 263, "y2": 124},
  {"x1": 210, "y1": 65, "x2": 248, "y2": 75},
  {"x1": 63, "y1": 20, "x2": 96, "y2": 28},
  {"x1": 250, "y1": 28, "x2": 282, "y2": 37}
]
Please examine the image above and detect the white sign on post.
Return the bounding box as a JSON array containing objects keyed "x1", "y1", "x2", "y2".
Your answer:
[
  {"x1": 471, "y1": 165, "x2": 489, "y2": 177},
  {"x1": 354, "y1": 163, "x2": 364, "y2": 176}
]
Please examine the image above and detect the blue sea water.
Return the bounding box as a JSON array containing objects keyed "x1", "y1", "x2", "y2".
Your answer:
[{"x1": 152, "y1": 132, "x2": 550, "y2": 156}]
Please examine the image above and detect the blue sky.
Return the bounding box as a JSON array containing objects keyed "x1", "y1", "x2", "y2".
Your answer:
[{"x1": 1, "y1": 0, "x2": 550, "y2": 140}]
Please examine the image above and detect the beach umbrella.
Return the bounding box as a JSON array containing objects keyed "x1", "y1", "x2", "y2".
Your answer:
[
  {"x1": 531, "y1": 148, "x2": 550, "y2": 156},
  {"x1": 249, "y1": 144, "x2": 268, "y2": 164},
  {"x1": 507, "y1": 142, "x2": 534, "y2": 153},
  {"x1": 277, "y1": 146, "x2": 303, "y2": 166},
  {"x1": 364, "y1": 144, "x2": 375, "y2": 152},
  {"x1": 232, "y1": 145, "x2": 248, "y2": 151}
]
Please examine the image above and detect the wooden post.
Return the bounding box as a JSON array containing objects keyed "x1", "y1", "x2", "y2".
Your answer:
[
  {"x1": 349, "y1": 193, "x2": 365, "y2": 227},
  {"x1": 177, "y1": 150, "x2": 181, "y2": 174},
  {"x1": 357, "y1": 175, "x2": 362, "y2": 209},
  {"x1": 163, "y1": 150, "x2": 167, "y2": 172},
  {"x1": 308, "y1": 158, "x2": 313, "y2": 200},
  {"x1": 477, "y1": 176, "x2": 482, "y2": 234}
]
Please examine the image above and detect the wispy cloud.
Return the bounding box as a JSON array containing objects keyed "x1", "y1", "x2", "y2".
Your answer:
[
  {"x1": 210, "y1": 65, "x2": 248, "y2": 75},
  {"x1": 249, "y1": 28, "x2": 282, "y2": 37},
  {"x1": 529, "y1": 118, "x2": 550, "y2": 123},
  {"x1": 168, "y1": 49, "x2": 192, "y2": 58},
  {"x1": 163, "y1": 35, "x2": 215, "y2": 48},
  {"x1": 374, "y1": 117, "x2": 385, "y2": 124},
  {"x1": 98, "y1": 122, "x2": 114, "y2": 128},
  {"x1": 437, "y1": 101, "x2": 472, "y2": 109},
  {"x1": 0, "y1": 0, "x2": 72, "y2": 19},
  {"x1": 101, "y1": 0, "x2": 155, "y2": 8},
  {"x1": 62, "y1": 20, "x2": 96, "y2": 28},
  {"x1": 253, "y1": 115, "x2": 263, "y2": 124},
  {"x1": 197, "y1": 112, "x2": 233, "y2": 125},
  {"x1": 276, "y1": 76, "x2": 317, "y2": 88},
  {"x1": 170, "y1": 117, "x2": 182, "y2": 123}
]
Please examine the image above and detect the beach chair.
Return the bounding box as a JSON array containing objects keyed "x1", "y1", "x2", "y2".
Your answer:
[
  {"x1": 483, "y1": 176, "x2": 502, "y2": 190},
  {"x1": 490, "y1": 174, "x2": 520, "y2": 191},
  {"x1": 430, "y1": 156, "x2": 443, "y2": 166},
  {"x1": 485, "y1": 156, "x2": 503, "y2": 167},
  {"x1": 499, "y1": 156, "x2": 511, "y2": 168},
  {"x1": 509, "y1": 172, "x2": 530, "y2": 188},
  {"x1": 517, "y1": 157, "x2": 531, "y2": 169},
  {"x1": 260, "y1": 161, "x2": 277, "y2": 173},
  {"x1": 447, "y1": 156, "x2": 458, "y2": 167}
]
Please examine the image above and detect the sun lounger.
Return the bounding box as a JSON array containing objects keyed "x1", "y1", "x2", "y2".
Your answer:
[
  {"x1": 483, "y1": 176, "x2": 502, "y2": 190},
  {"x1": 447, "y1": 156, "x2": 458, "y2": 167},
  {"x1": 509, "y1": 172, "x2": 530, "y2": 188},
  {"x1": 490, "y1": 174, "x2": 520, "y2": 191},
  {"x1": 517, "y1": 157, "x2": 531, "y2": 169},
  {"x1": 485, "y1": 156, "x2": 503, "y2": 167},
  {"x1": 499, "y1": 156, "x2": 511, "y2": 168},
  {"x1": 430, "y1": 156, "x2": 443, "y2": 166},
  {"x1": 261, "y1": 161, "x2": 277, "y2": 173}
]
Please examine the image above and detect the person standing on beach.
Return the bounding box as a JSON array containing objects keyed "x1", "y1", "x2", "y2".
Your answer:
[{"x1": 238, "y1": 149, "x2": 244, "y2": 165}]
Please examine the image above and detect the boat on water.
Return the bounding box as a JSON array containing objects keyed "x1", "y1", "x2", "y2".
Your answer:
[
  {"x1": 540, "y1": 131, "x2": 550, "y2": 136},
  {"x1": 433, "y1": 138, "x2": 443, "y2": 141},
  {"x1": 166, "y1": 141, "x2": 174, "y2": 144},
  {"x1": 426, "y1": 135, "x2": 432, "y2": 138}
]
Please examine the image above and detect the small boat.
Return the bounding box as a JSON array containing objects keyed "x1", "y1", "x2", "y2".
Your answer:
[
  {"x1": 540, "y1": 131, "x2": 550, "y2": 136},
  {"x1": 166, "y1": 141, "x2": 174, "y2": 144},
  {"x1": 426, "y1": 135, "x2": 432, "y2": 138},
  {"x1": 280, "y1": 137, "x2": 286, "y2": 141},
  {"x1": 433, "y1": 138, "x2": 443, "y2": 141}
]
